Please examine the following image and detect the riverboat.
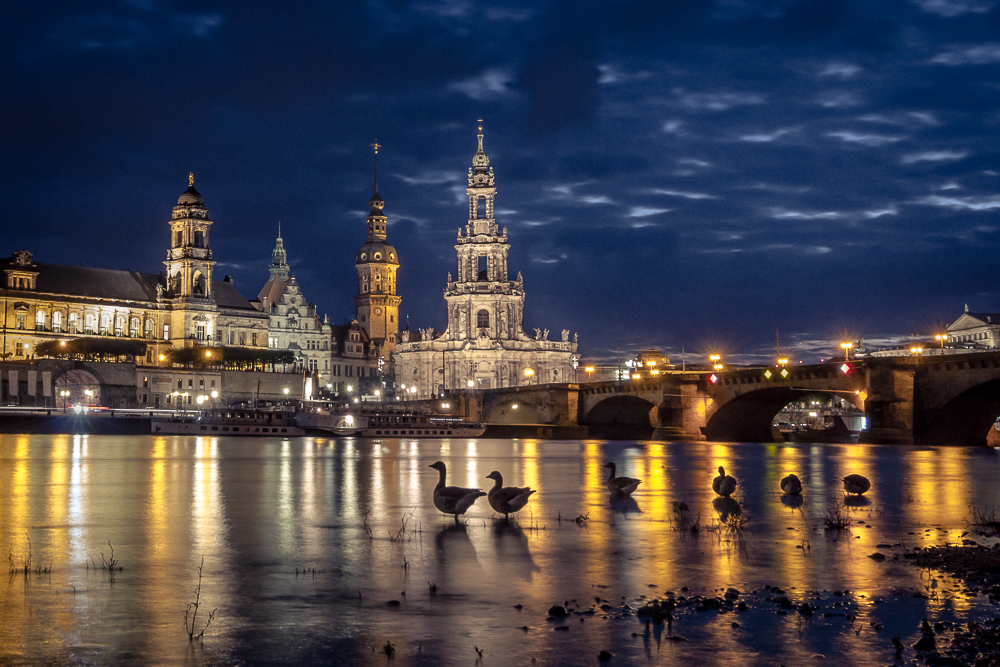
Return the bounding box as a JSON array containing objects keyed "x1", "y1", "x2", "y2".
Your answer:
[
  {"x1": 296, "y1": 410, "x2": 366, "y2": 436},
  {"x1": 361, "y1": 412, "x2": 485, "y2": 438},
  {"x1": 152, "y1": 409, "x2": 305, "y2": 436}
]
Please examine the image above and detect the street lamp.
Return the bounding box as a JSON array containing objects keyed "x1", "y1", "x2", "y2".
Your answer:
[
  {"x1": 935, "y1": 333, "x2": 947, "y2": 350},
  {"x1": 523, "y1": 368, "x2": 534, "y2": 385},
  {"x1": 840, "y1": 342, "x2": 853, "y2": 361},
  {"x1": 778, "y1": 358, "x2": 789, "y2": 367},
  {"x1": 910, "y1": 346, "x2": 923, "y2": 357},
  {"x1": 584, "y1": 366, "x2": 595, "y2": 381}
]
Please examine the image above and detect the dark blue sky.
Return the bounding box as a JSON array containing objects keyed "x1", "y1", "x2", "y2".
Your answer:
[{"x1": 3, "y1": 0, "x2": 1000, "y2": 365}]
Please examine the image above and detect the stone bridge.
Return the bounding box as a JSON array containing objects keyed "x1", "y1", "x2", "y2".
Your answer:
[{"x1": 475, "y1": 351, "x2": 1000, "y2": 445}]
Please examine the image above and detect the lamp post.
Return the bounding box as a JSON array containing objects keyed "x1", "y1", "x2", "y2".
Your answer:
[
  {"x1": 935, "y1": 333, "x2": 947, "y2": 350},
  {"x1": 585, "y1": 365, "x2": 595, "y2": 382},
  {"x1": 523, "y1": 368, "x2": 534, "y2": 386},
  {"x1": 778, "y1": 358, "x2": 789, "y2": 367},
  {"x1": 710, "y1": 354, "x2": 722, "y2": 372},
  {"x1": 840, "y1": 342, "x2": 853, "y2": 361}
]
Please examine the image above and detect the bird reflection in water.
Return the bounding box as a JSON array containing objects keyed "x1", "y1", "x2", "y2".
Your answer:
[
  {"x1": 608, "y1": 491, "x2": 642, "y2": 514},
  {"x1": 713, "y1": 496, "x2": 741, "y2": 521},
  {"x1": 490, "y1": 519, "x2": 541, "y2": 578},
  {"x1": 780, "y1": 494, "x2": 805, "y2": 509},
  {"x1": 843, "y1": 494, "x2": 872, "y2": 507}
]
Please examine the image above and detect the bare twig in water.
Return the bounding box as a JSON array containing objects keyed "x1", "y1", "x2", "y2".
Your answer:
[
  {"x1": 823, "y1": 504, "x2": 852, "y2": 531},
  {"x1": 101, "y1": 539, "x2": 122, "y2": 572},
  {"x1": 362, "y1": 511, "x2": 374, "y2": 540},
  {"x1": 184, "y1": 555, "x2": 217, "y2": 641}
]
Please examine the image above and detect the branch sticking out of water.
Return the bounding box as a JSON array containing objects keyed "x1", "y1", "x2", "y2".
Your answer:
[{"x1": 185, "y1": 554, "x2": 217, "y2": 641}]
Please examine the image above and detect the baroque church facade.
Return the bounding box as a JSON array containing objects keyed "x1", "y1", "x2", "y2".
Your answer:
[{"x1": 393, "y1": 124, "x2": 579, "y2": 397}]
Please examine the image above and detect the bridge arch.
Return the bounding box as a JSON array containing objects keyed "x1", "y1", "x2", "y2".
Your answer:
[
  {"x1": 54, "y1": 369, "x2": 103, "y2": 405},
  {"x1": 582, "y1": 395, "x2": 657, "y2": 439},
  {"x1": 706, "y1": 387, "x2": 860, "y2": 443},
  {"x1": 918, "y1": 377, "x2": 1000, "y2": 446}
]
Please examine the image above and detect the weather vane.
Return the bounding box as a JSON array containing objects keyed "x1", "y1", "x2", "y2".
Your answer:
[{"x1": 189, "y1": 172, "x2": 194, "y2": 187}]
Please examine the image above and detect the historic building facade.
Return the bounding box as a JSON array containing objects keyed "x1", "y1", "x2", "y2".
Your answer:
[
  {"x1": 0, "y1": 177, "x2": 267, "y2": 404},
  {"x1": 947, "y1": 305, "x2": 1000, "y2": 349},
  {"x1": 256, "y1": 229, "x2": 333, "y2": 380},
  {"x1": 393, "y1": 124, "x2": 578, "y2": 397}
]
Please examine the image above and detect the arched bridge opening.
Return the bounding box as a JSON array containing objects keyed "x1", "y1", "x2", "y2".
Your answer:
[
  {"x1": 706, "y1": 387, "x2": 862, "y2": 443},
  {"x1": 582, "y1": 395, "x2": 657, "y2": 440},
  {"x1": 918, "y1": 377, "x2": 1000, "y2": 447}
]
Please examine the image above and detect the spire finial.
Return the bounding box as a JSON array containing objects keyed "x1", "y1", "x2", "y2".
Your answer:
[
  {"x1": 277, "y1": 221, "x2": 281, "y2": 238},
  {"x1": 477, "y1": 119, "x2": 484, "y2": 153},
  {"x1": 189, "y1": 172, "x2": 194, "y2": 187},
  {"x1": 371, "y1": 140, "x2": 381, "y2": 198}
]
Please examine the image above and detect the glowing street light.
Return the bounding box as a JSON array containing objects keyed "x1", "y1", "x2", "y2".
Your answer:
[
  {"x1": 584, "y1": 365, "x2": 595, "y2": 381},
  {"x1": 910, "y1": 346, "x2": 923, "y2": 356},
  {"x1": 935, "y1": 333, "x2": 947, "y2": 349},
  {"x1": 777, "y1": 358, "x2": 789, "y2": 366},
  {"x1": 840, "y1": 342, "x2": 853, "y2": 361},
  {"x1": 523, "y1": 368, "x2": 534, "y2": 385}
]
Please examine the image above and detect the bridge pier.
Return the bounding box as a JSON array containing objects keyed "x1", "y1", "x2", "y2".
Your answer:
[
  {"x1": 859, "y1": 366, "x2": 915, "y2": 445},
  {"x1": 651, "y1": 377, "x2": 707, "y2": 441}
]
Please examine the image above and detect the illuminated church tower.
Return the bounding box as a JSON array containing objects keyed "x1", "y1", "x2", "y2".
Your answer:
[
  {"x1": 354, "y1": 143, "x2": 401, "y2": 347},
  {"x1": 394, "y1": 122, "x2": 578, "y2": 397},
  {"x1": 164, "y1": 173, "x2": 217, "y2": 344}
]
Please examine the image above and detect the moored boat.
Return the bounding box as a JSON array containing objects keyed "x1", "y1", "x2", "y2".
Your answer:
[
  {"x1": 152, "y1": 408, "x2": 305, "y2": 436},
  {"x1": 362, "y1": 411, "x2": 485, "y2": 438}
]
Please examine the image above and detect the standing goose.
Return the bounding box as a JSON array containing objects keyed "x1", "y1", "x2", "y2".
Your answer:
[
  {"x1": 428, "y1": 461, "x2": 486, "y2": 522},
  {"x1": 780, "y1": 473, "x2": 803, "y2": 496},
  {"x1": 713, "y1": 466, "x2": 737, "y2": 498},
  {"x1": 485, "y1": 471, "x2": 536, "y2": 519},
  {"x1": 604, "y1": 461, "x2": 641, "y2": 496},
  {"x1": 842, "y1": 474, "x2": 871, "y2": 496}
]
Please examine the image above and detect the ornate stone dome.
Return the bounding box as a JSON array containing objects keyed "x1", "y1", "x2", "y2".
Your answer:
[
  {"x1": 356, "y1": 241, "x2": 399, "y2": 266},
  {"x1": 177, "y1": 185, "x2": 204, "y2": 207}
]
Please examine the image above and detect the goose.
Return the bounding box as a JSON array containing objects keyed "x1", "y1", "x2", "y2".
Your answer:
[
  {"x1": 780, "y1": 473, "x2": 803, "y2": 496},
  {"x1": 713, "y1": 466, "x2": 737, "y2": 498},
  {"x1": 842, "y1": 474, "x2": 871, "y2": 496},
  {"x1": 485, "y1": 471, "x2": 536, "y2": 519},
  {"x1": 604, "y1": 461, "x2": 641, "y2": 496},
  {"x1": 428, "y1": 461, "x2": 486, "y2": 522}
]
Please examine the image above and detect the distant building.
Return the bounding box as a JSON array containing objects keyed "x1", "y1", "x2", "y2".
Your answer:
[
  {"x1": 394, "y1": 123, "x2": 578, "y2": 396},
  {"x1": 947, "y1": 304, "x2": 1000, "y2": 349},
  {"x1": 256, "y1": 228, "x2": 332, "y2": 387}
]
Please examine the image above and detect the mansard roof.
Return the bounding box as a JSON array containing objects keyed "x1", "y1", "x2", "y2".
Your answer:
[
  {"x1": 4, "y1": 260, "x2": 163, "y2": 301},
  {"x1": 214, "y1": 279, "x2": 262, "y2": 312}
]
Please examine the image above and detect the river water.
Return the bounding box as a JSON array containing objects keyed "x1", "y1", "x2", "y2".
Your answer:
[{"x1": 2, "y1": 435, "x2": 999, "y2": 666}]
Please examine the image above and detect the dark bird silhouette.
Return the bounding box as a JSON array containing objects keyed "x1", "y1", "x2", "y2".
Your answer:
[
  {"x1": 780, "y1": 473, "x2": 803, "y2": 496},
  {"x1": 428, "y1": 461, "x2": 485, "y2": 522},
  {"x1": 713, "y1": 466, "x2": 737, "y2": 498},
  {"x1": 842, "y1": 474, "x2": 871, "y2": 496},
  {"x1": 604, "y1": 461, "x2": 641, "y2": 496},
  {"x1": 485, "y1": 470, "x2": 536, "y2": 519}
]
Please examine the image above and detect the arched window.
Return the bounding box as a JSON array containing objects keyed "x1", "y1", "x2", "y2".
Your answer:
[
  {"x1": 68, "y1": 313, "x2": 78, "y2": 333},
  {"x1": 477, "y1": 309, "x2": 490, "y2": 329},
  {"x1": 193, "y1": 272, "x2": 205, "y2": 296},
  {"x1": 144, "y1": 319, "x2": 152, "y2": 338},
  {"x1": 129, "y1": 318, "x2": 139, "y2": 337},
  {"x1": 85, "y1": 313, "x2": 97, "y2": 334},
  {"x1": 100, "y1": 313, "x2": 110, "y2": 335},
  {"x1": 114, "y1": 315, "x2": 125, "y2": 336},
  {"x1": 35, "y1": 310, "x2": 46, "y2": 330},
  {"x1": 52, "y1": 312, "x2": 62, "y2": 333}
]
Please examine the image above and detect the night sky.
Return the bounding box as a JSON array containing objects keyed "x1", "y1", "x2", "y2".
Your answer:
[{"x1": 4, "y1": 1, "x2": 1000, "y2": 366}]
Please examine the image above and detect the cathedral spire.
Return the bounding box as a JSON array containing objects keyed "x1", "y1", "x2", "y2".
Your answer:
[
  {"x1": 472, "y1": 119, "x2": 490, "y2": 169},
  {"x1": 368, "y1": 141, "x2": 384, "y2": 216},
  {"x1": 270, "y1": 223, "x2": 289, "y2": 277}
]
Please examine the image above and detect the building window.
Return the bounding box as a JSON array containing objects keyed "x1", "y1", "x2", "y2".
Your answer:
[
  {"x1": 175, "y1": 230, "x2": 182, "y2": 247},
  {"x1": 144, "y1": 319, "x2": 152, "y2": 338},
  {"x1": 52, "y1": 312, "x2": 62, "y2": 333},
  {"x1": 188, "y1": 379, "x2": 193, "y2": 389},
  {"x1": 252, "y1": 332, "x2": 258, "y2": 346},
  {"x1": 85, "y1": 313, "x2": 96, "y2": 335},
  {"x1": 163, "y1": 324, "x2": 170, "y2": 341},
  {"x1": 129, "y1": 318, "x2": 139, "y2": 338},
  {"x1": 194, "y1": 230, "x2": 204, "y2": 247},
  {"x1": 239, "y1": 332, "x2": 246, "y2": 346},
  {"x1": 100, "y1": 314, "x2": 110, "y2": 335},
  {"x1": 114, "y1": 315, "x2": 125, "y2": 336},
  {"x1": 15, "y1": 313, "x2": 25, "y2": 330},
  {"x1": 477, "y1": 309, "x2": 489, "y2": 328},
  {"x1": 35, "y1": 310, "x2": 46, "y2": 330},
  {"x1": 68, "y1": 313, "x2": 78, "y2": 333},
  {"x1": 196, "y1": 323, "x2": 206, "y2": 340},
  {"x1": 228, "y1": 329, "x2": 234, "y2": 345}
]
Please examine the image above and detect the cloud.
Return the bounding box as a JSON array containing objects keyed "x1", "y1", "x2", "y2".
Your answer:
[
  {"x1": 653, "y1": 189, "x2": 718, "y2": 199},
  {"x1": 677, "y1": 158, "x2": 711, "y2": 168},
  {"x1": 816, "y1": 92, "x2": 862, "y2": 108},
  {"x1": 771, "y1": 209, "x2": 843, "y2": 219},
  {"x1": 396, "y1": 170, "x2": 463, "y2": 186},
  {"x1": 629, "y1": 221, "x2": 659, "y2": 228},
  {"x1": 909, "y1": 112, "x2": 940, "y2": 125},
  {"x1": 826, "y1": 131, "x2": 906, "y2": 146},
  {"x1": 864, "y1": 206, "x2": 899, "y2": 218},
  {"x1": 677, "y1": 91, "x2": 765, "y2": 111},
  {"x1": 740, "y1": 128, "x2": 793, "y2": 142},
  {"x1": 628, "y1": 207, "x2": 672, "y2": 217},
  {"x1": 450, "y1": 68, "x2": 514, "y2": 99},
  {"x1": 932, "y1": 44, "x2": 1000, "y2": 65},
  {"x1": 820, "y1": 63, "x2": 862, "y2": 79},
  {"x1": 914, "y1": 195, "x2": 1000, "y2": 210},
  {"x1": 662, "y1": 120, "x2": 684, "y2": 134},
  {"x1": 900, "y1": 150, "x2": 969, "y2": 163},
  {"x1": 172, "y1": 13, "x2": 224, "y2": 37},
  {"x1": 581, "y1": 195, "x2": 614, "y2": 204},
  {"x1": 915, "y1": 0, "x2": 997, "y2": 17}
]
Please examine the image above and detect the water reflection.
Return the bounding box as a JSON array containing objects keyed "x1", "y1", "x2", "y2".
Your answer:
[{"x1": 2, "y1": 436, "x2": 1000, "y2": 666}]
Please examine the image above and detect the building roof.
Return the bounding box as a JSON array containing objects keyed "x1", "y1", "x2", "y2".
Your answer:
[
  {"x1": 21, "y1": 261, "x2": 163, "y2": 301},
  {"x1": 214, "y1": 279, "x2": 263, "y2": 312},
  {"x1": 948, "y1": 312, "x2": 1000, "y2": 330}
]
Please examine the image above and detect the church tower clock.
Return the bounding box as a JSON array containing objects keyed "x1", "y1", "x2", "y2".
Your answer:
[{"x1": 354, "y1": 144, "x2": 401, "y2": 346}]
